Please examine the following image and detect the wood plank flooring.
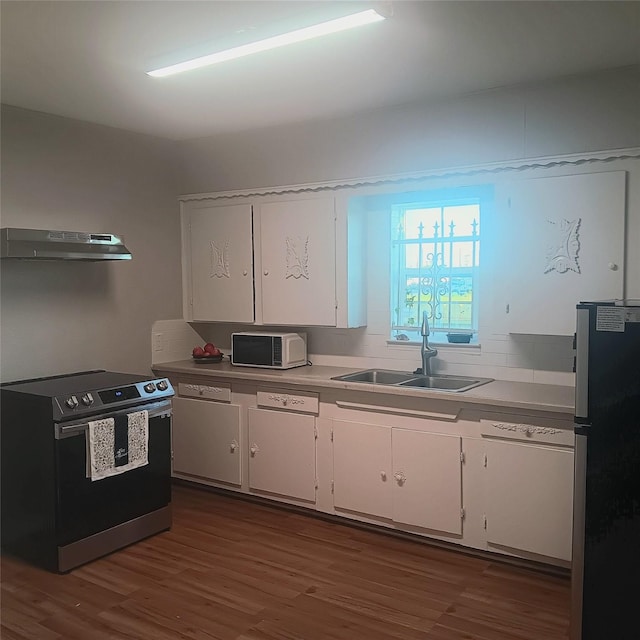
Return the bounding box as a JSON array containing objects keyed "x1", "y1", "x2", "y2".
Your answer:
[{"x1": 1, "y1": 484, "x2": 571, "y2": 639}]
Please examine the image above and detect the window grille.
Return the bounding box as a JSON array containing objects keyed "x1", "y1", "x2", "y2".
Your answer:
[{"x1": 390, "y1": 194, "x2": 483, "y2": 342}]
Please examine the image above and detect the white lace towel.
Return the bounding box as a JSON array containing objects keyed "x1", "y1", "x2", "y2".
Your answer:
[{"x1": 87, "y1": 410, "x2": 149, "y2": 481}]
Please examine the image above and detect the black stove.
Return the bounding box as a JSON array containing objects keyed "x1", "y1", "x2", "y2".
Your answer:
[{"x1": 1, "y1": 369, "x2": 174, "y2": 572}]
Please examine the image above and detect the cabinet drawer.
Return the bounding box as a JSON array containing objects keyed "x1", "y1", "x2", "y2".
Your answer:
[
  {"x1": 257, "y1": 389, "x2": 319, "y2": 414},
  {"x1": 178, "y1": 382, "x2": 231, "y2": 403},
  {"x1": 480, "y1": 418, "x2": 574, "y2": 447}
]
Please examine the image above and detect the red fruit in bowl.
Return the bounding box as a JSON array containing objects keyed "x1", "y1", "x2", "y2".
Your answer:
[
  {"x1": 209, "y1": 347, "x2": 222, "y2": 356},
  {"x1": 192, "y1": 346, "x2": 205, "y2": 357},
  {"x1": 204, "y1": 343, "x2": 216, "y2": 354}
]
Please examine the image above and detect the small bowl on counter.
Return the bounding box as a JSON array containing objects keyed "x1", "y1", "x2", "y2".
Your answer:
[
  {"x1": 192, "y1": 353, "x2": 224, "y2": 363},
  {"x1": 446, "y1": 332, "x2": 473, "y2": 344}
]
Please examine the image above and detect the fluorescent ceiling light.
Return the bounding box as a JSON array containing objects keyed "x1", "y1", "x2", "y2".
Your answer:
[{"x1": 147, "y1": 9, "x2": 385, "y2": 78}]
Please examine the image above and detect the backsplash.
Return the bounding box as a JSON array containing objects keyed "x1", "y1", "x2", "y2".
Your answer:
[
  {"x1": 151, "y1": 319, "x2": 574, "y2": 387},
  {"x1": 151, "y1": 320, "x2": 204, "y2": 364}
]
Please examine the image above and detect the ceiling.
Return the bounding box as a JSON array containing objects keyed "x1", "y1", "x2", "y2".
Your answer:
[{"x1": 1, "y1": 1, "x2": 639, "y2": 141}]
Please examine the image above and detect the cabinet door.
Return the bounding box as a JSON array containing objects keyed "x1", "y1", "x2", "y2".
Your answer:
[
  {"x1": 187, "y1": 203, "x2": 254, "y2": 322},
  {"x1": 392, "y1": 429, "x2": 462, "y2": 535},
  {"x1": 500, "y1": 171, "x2": 625, "y2": 335},
  {"x1": 333, "y1": 420, "x2": 392, "y2": 519},
  {"x1": 256, "y1": 196, "x2": 336, "y2": 326},
  {"x1": 171, "y1": 397, "x2": 241, "y2": 485},
  {"x1": 248, "y1": 408, "x2": 316, "y2": 502},
  {"x1": 485, "y1": 439, "x2": 574, "y2": 560}
]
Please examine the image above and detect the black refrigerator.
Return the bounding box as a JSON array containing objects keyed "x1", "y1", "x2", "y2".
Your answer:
[{"x1": 572, "y1": 300, "x2": 640, "y2": 640}]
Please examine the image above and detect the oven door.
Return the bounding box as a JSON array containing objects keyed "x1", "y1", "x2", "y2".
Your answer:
[{"x1": 54, "y1": 400, "x2": 172, "y2": 546}]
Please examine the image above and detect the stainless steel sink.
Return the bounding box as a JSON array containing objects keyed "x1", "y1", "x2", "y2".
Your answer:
[
  {"x1": 331, "y1": 369, "x2": 418, "y2": 385},
  {"x1": 397, "y1": 375, "x2": 492, "y2": 392},
  {"x1": 331, "y1": 369, "x2": 493, "y2": 393}
]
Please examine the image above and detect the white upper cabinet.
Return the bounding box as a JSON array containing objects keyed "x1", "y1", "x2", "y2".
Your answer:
[
  {"x1": 182, "y1": 192, "x2": 366, "y2": 327},
  {"x1": 182, "y1": 202, "x2": 254, "y2": 323},
  {"x1": 495, "y1": 171, "x2": 626, "y2": 335},
  {"x1": 255, "y1": 196, "x2": 337, "y2": 326}
]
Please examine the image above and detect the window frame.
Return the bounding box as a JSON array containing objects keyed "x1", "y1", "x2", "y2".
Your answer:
[{"x1": 389, "y1": 185, "x2": 492, "y2": 345}]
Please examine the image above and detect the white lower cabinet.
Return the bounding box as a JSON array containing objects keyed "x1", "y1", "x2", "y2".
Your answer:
[
  {"x1": 171, "y1": 397, "x2": 241, "y2": 485},
  {"x1": 162, "y1": 370, "x2": 575, "y2": 567},
  {"x1": 248, "y1": 407, "x2": 317, "y2": 503},
  {"x1": 392, "y1": 429, "x2": 463, "y2": 535},
  {"x1": 333, "y1": 420, "x2": 392, "y2": 518},
  {"x1": 484, "y1": 439, "x2": 574, "y2": 561},
  {"x1": 333, "y1": 420, "x2": 463, "y2": 535}
]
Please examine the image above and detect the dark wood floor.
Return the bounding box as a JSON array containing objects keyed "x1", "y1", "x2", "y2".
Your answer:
[{"x1": 1, "y1": 484, "x2": 571, "y2": 639}]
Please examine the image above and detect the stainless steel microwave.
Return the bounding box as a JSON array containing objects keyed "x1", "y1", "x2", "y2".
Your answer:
[{"x1": 231, "y1": 332, "x2": 307, "y2": 369}]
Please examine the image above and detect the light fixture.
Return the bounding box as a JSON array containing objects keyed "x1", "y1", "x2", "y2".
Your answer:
[{"x1": 147, "y1": 9, "x2": 385, "y2": 78}]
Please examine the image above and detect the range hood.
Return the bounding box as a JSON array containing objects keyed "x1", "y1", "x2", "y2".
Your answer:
[{"x1": 0, "y1": 228, "x2": 132, "y2": 261}]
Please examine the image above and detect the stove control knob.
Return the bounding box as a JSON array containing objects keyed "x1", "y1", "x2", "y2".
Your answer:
[
  {"x1": 65, "y1": 396, "x2": 79, "y2": 409},
  {"x1": 156, "y1": 380, "x2": 168, "y2": 391},
  {"x1": 81, "y1": 393, "x2": 94, "y2": 406},
  {"x1": 144, "y1": 382, "x2": 156, "y2": 393}
]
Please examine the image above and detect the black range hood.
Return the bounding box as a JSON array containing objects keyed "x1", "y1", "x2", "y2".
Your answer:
[{"x1": 0, "y1": 228, "x2": 132, "y2": 261}]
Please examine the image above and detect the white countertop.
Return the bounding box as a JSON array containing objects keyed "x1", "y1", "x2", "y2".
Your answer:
[{"x1": 152, "y1": 360, "x2": 575, "y2": 416}]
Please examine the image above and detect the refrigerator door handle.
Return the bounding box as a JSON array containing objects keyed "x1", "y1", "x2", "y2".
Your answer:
[
  {"x1": 575, "y1": 306, "x2": 590, "y2": 420},
  {"x1": 571, "y1": 432, "x2": 588, "y2": 640}
]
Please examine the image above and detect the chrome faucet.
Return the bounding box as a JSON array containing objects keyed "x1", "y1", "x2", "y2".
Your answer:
[{"x1": 420, "y1": 311, "x2": 438, "y2": 376}]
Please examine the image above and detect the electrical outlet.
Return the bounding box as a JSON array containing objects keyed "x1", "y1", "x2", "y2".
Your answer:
[{"x1": 152, "y1": 333, "x2": 164, "y2": 352}]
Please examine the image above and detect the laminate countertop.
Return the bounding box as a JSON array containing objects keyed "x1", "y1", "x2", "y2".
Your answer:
[{"x1": 152, "y1": 360, "x2": 575, "y2": 416}]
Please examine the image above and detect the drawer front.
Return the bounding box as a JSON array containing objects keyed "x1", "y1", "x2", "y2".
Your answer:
[
  {"x1": 480, "y1": 418, "x2": 574, "y2": 447},
  {"x1": 178, "y1": 382, "x2": 231, "y2": 403},
  {"x1": 257, "y1": 389, "x2": 319, "y2": 414}
]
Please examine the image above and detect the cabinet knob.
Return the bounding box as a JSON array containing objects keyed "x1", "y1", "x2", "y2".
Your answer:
[
  {"x1": 608, "y1": 262, "x2": 618, "y2": 271},
  {"x1": 243, "y1": 270, "x2": 248, "y2": 276},
  {"x1": 230, "y1": 440, "x2": 238, "y2": 452},
  {"x1": 394, "y1": 471, "x2": 406, "y2": 485},
  {"x1": 380, "y1": 471, "x2": 387, "y2": 481},
  {"x1": 250, "y1": 444, "x2": 259, "y2": 456},
  {"x1": 264, "y1": 270, "x2": 269, "y2": 276}
]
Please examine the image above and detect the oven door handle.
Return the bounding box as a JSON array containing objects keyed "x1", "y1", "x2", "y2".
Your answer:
[{"x1": 55, "y1": 400, "x2": 172, "y2": 439}]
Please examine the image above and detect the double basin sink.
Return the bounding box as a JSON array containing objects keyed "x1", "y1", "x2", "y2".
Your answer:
[{"x1": 331, "y1": 369, "x2": 493, "y2": 393}]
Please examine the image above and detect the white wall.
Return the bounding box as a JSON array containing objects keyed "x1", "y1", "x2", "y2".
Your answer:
[
  {"x1": 178, "y1": 66, "x2": 640, "y2": 193},
  {"x1": 172, "y1": 67, "x2": 640, "y2": 385},
  {"x1": 0, "y1": 106, "x2": 183, "y2": 382}
]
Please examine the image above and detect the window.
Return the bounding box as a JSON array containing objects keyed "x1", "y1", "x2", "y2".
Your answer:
[{"x1": 390, "y1": 186, "x2": 491, "y2": 343}]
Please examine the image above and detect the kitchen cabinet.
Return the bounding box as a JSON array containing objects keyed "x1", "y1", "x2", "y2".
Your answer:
[
  {"x1": 171, "y1": 384, "x2": 241, "y2": 486},
  {"x1": 181, "y1": 192, "x2": 366, "y2": 327},
  {"x1": 482, "y1": 420, "x2": 574, "y2": 561},
  {"x1": 182, "y1": 202, "x2": 254, "y2": 323},
  {"x1": 492, "y1": 171, "x2": 625, "y2": 335},
  {"x1": 332, "y1": 420, "x2": 463, "y2": 535},
  {"x1": 392, "y1": 428, "x2": 463, "y2": 535},
  {"x1": 247, "y1": 395, "x2": 317, "y2": 503},
  {"x1": 333, "y1": 420, "x2": 392, "y2": 519},
  {"x1": 154, "y1": 363, "x2": 576, "y2": 567},
  {"x1": 255, "y1": 196, "x2": 336, "y2": 326}
]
